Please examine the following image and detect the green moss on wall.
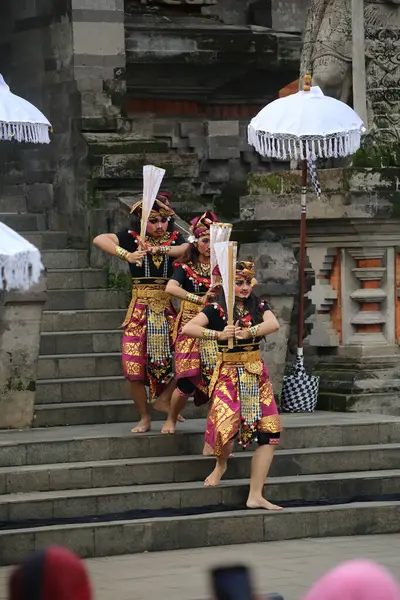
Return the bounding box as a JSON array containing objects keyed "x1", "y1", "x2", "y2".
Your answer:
[{"x1": 352, "y1": 138, "x2": 400, "y2": 168}]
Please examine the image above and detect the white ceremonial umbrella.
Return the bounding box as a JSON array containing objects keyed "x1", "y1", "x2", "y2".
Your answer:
[
  {"x1": 248, "y1": 75, "x2": 365, "y2": 412},
  {"x1": 0, "y1": 222, "x2": 44, "y2": 291},
  {"x1": 0, "y1": 75, "x2": 51, "y2": 144},
  {"x1": 0, "y1": 75, "x2": 50, "y2": 291}
]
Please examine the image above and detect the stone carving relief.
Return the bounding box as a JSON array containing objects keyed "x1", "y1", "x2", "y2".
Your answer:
[
  {"x1": 305, "y1": 247, "x2": 340, "y2": 347},
  {"x1": 300, "y1": 0, "x2": 400, "y2": 142}
]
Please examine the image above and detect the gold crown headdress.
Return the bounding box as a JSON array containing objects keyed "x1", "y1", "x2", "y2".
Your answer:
[{"x1": 236, "y1": 260, "x2": 257, "y2": 286}]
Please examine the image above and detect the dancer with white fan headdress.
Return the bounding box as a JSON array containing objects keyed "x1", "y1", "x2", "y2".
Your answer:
[
  {"x1": 93, "y1": 166, "x2": 189, "y2": 433},
  {"x1": 162, "y1": 215, "x2": 232, "y2": 434},
  {"x1": 182, "y1": 245, "x2": 282, "y2": 508}
]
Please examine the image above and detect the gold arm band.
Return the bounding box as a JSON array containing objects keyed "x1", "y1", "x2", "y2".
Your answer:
[
  {"x1": 153, "y1": 246, "x2": 169, "y2": 256},
  {"x1": 249, "y1": 324, "x2": 260, "y2": 338},
  {"x1": 186, "y1": 292, "x2": 203, "y2": 305},
  {"x1": 203, "y1": 328, "x2": 219, "y2": 341},
  {"x1": 116, "y1": 246, "x2": 129, "y2": 261}
]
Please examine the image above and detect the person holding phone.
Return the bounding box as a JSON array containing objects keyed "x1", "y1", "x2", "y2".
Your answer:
[
  {"x1": 182, "y1": 261, "x2": 282, "y2": 510},
  {"x1": 93, "y1": 192, "x2": 189, "y2": 433}
]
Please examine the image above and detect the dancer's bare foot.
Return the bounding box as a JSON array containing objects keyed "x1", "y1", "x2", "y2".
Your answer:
[
  {"x1": 131, "y1": 416, "x2": 151, "y2": 433},
  {"x1": 153, "y1": 397, "x2": 185, "y2": 423},
  {"x1": 246, "y1": 497, "x2": 283, "y2": 510},
  {"x1": 161, "y1": 418, "x2": 176, "y2": 434},
  {"x1": 204, "y1": 462, "x2": 227, "y2": 487}
]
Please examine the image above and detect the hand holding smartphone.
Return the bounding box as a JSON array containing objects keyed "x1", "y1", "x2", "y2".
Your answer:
[{"x1": 211, "y1": 565, "x2": 284, "y2": 600}]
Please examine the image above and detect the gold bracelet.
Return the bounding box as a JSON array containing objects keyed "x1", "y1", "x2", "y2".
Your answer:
[
  {"x1": 186, "y1": 292, "x2": 202, "y2": 305},
  {"x1": 115, "y1": 246, "x2": 129, "y2": 261},
  {"x1": 249, "y1": 324, "x2": 260, "y2": 338},
  {"x1": 154, "y1": 246, "x2": 169, "y2": 256},
  {"x1": 203, "y1": 328, "x2": 218, "y2": 341}
]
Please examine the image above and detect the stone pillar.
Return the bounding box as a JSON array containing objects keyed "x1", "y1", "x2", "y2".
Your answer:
[
  {"x1": 306, "y1": 247, "x2": 340, "y2": 347},
  {"x1": 71, "y1": 0, "x2": 126, "y2": 129},
  {"x1": 351, "y1": 0, "x2": 368, "y2": 127},
  {"x1": 341, "y1": 248, "x2": 395, "y2": 346},
  {"x1": 0, "y1": 278, "x2": 47, "y2": 429},
  {"x1": 308, "y1": 244, "x2": 400, "y2": 414}
]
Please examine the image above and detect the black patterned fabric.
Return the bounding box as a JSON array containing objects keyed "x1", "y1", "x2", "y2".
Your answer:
[{"x1": 280, "y1": 355, "x2": 319, "y2": 413}]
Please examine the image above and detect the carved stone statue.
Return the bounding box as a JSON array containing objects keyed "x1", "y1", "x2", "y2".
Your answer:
[{"x1": 300, "y1": 0, "x2": 400, "y2": 142}]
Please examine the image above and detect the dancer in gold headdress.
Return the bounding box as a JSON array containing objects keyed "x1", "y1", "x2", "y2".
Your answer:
[
  {"x1": 183, "y1": 259, "x2": 283, "y2": 509},
  {"x1": 93, "y1": 191, "x2": 189, "y2": 433}
]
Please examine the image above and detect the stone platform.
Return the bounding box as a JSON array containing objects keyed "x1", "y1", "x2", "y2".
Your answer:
[{"x1": 0, "y1": 412, "x2": 400, "y2": 566}]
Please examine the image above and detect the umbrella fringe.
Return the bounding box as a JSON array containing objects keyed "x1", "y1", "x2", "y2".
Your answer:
[
  {"x1": 247, "y1": 127, "x2": 361, "y2": 160},
  {"x1": 0, "y1": 249, "x2": 44, "y2": 291},
  {"x1": 0, "y1": 121, "x2": 50, "y2": 144}
]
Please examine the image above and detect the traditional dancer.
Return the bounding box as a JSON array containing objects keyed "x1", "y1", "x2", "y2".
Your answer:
[
  {"x1": 162, "y1": 211, "x2": 219, "y2": 434},
  {"x1": 93, "y1": 191, "x2": 189, "y2": 433},
  {"x1": 182, "y1": 260, "x2": 283, "y2": 510}
]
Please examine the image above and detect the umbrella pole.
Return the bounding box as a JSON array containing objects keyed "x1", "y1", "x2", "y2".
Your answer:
[{"x1": 297, "y1": 159, "x2": 308, "y2": 355}]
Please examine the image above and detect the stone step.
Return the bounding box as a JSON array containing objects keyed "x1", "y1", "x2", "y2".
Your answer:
[
  {"x1": 0, "y1": 196, "x2": 27, "y2": 213},
  {"x1": 0, "y1": 213, "x2": 46, "y2": 231},
  {"x1": 22, "y1": 231, "x2": 69, "y2": 250},
  {"x1": 354, "y1": 378, "x2": 400, "y2": 393},
  {"x1": 33, "y1": 399, "x2": 207, "y2": 428},
  {"x1": 93, "y1": 153, "x2": 199, "y2": 180},
  {"x1": 1, "y1": 500, "x2": 399, "y2": 566},
  {"x1": 1, "y1": 443, "x2": 399, "y2": 494},
  {"x1": 46, "y1": 269, "x2": 108, "y2": 290},
  {"x1": 45, "y1": 289, "x2": 128, "y2": 311},
  {"x1": 36, "y1": 375, "x2": 126, "y2": 404},
  {"x1": 41, "y1": 250, "x2": 89, "y2": 270},
  {"x1": 38, "y1": 353, "x2": 122, "y2": 379},
  {"x1": 1, "y1": 415, "x2": 399, "y2": 467},
  {"x1": 34, "y1": 400, "x2": 134, "y2": 427},
  {"x1": 39, "y1": 330, "x2": 121, "y2": 355},
  {"x1": 0, "y1": 469, "x2": 399, "y2": 525},
  {"x1": 86, "y1": 135, "x2": 169, "y2": 156},
  {"x1": 42, "y1": 309, "x2": 125, "y2": 332},
  {"x1": 318, "y1": 391, "x2": 400, "y2": 415}
]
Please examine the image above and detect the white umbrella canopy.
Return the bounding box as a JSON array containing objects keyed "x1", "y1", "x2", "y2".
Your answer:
[
  {"x1": 0, "y1": 75, "x2": 51, "y2": 144},
  {"x1": 0, "y1": 222, "x2": 44, "y2": 291},
  {"x1": 248, "y1": 85, "x2": 365, "y2": 161},
  {"x1": 247, "y1": 76, "x2": 365, "y2": 413}
]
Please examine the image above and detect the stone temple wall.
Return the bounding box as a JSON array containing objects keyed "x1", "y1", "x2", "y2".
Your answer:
[
  {"x1": 0, "y1": 2, "x2": 83, "y2": 235},
  {"x1": 0, "y1": 0, "x2": 304, "y2": 243}
]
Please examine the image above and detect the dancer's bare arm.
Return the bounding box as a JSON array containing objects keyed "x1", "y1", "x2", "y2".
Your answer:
[
  {"x1": 258, "y1": 310, "x2": 280, "y2": 336},
  {"x1": 166, "y1": 279, "x2": 188, "y2": 301},
  {"x1": 166, "y1": 242, "x2": 190, "y2": 258},
  {"x1": 182, "y1": 312, "x2": 235, "y2": 340},
  {"x1": 235, "y1": 310, "x2": 280, "y2": 339},
  {"x1": 92, "y1": 233, "x2": 146, "y2": 263}
]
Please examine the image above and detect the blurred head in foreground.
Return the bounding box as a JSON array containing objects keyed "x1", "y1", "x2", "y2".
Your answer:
[
  {"x1": 302, "y1": 559, "x2": 400, "y2": 600},
  {"x1": 9, "y1": 546, "x2": 92, "y2": 600}
]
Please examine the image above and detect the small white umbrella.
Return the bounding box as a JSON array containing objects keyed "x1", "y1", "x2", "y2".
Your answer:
[
  {"x1": 0, "y1": 75, "x2": 51, "y2": 144},
  {"x1": 0, "y1": 222, "x2": 44, "y2": 291},
  {"x1": 0, "y1": 74, "x2": 50, "y2": 291},
  {"x1": 248, "y1": 76, "x2": 365, "y2": 412}
]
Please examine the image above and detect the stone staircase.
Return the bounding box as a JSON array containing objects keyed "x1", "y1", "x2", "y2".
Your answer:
[
  {"x1": 0, "y1": 413, "x2": 400, "y2": 566},
  {"x1": 2, "y1": 199, "x2": 400, "y2": 566},
  {"x1": 0, "y1": 194, "x2": 206, "y2": 429}
]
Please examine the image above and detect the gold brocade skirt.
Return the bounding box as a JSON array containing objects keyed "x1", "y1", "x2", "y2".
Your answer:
[
  {"x1": 121, "y1": 282, "x2": 175, "y2": 399},
  {"x1": 204, "y1": 348, "x2": 282, "y2": 455}
]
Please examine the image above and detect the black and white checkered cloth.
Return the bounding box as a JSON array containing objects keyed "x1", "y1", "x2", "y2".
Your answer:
[
  {"x1": 307, "y1": 159, "x2": 322, "y2": 197},
  {"x1": 280, "y1": 355, "x2": 319, "y2": 413}
]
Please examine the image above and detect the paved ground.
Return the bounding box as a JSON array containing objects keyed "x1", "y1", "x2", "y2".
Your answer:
[{"x1": 0, "y1": 534, "x2": 399, "y2": 600}]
